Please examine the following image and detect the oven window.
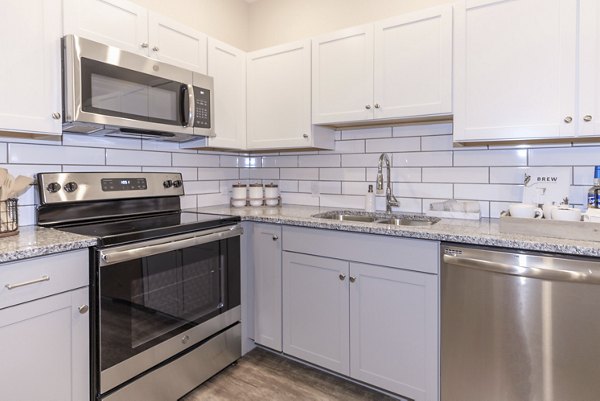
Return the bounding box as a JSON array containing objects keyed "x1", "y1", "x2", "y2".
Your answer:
[
  {"x1": 99, "y1": 240, "x2": 230, "y2": 371},
  {"x1": 81, "y1": 58, "x2": 184, "y2": 126}
]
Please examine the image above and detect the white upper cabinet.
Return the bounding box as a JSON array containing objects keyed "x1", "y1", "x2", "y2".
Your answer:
[
  {"x1": 64, "y1": 0, "x2": 207, "y2": 73},
  {"x1": 454, "y1": 0, "x2": 578, "y2": 142},
  {"x1": 247, "y1": 40, "x2": 334, "y2": 150},
  {"x1": 578, "y1": 0, "x2": 600, "y2": 137},
  {"x1": 312, "y1": 5, "x2": 453, "y2": 126},
  {"x1": 312, "y1": 25, "x2": 374, "y2": 124},
  {"x1": 63, "y1": 0, "x2": 149, "y2": 55},
  {"x1": 0, "y1": 0, "x2": 62, "y2": 136},
  {"x1": 148, "y1": 12, "x2": 207, "y2": 74},
  {"x1": 374, "y1": 5, "x2": 453, "y2": 120},
  {"x1": 204, "y1": 38, "x2": 247, "y2": 149}
]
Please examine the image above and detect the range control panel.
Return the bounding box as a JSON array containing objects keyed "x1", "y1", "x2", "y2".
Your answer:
[
  {"x1": 193, "y1": 86, "x2": 211, "y2": 129},
  {"x1": 101, "y1": 178, "x2": 147, "y2": 192}
]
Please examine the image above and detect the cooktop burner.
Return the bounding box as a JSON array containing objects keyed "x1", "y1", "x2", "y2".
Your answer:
[{"x1": 55, "y1": 211, "x2": 240, "y2": 247}]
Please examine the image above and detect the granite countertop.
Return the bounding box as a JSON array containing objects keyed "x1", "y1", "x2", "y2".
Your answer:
[
  {"x1": 0, "y1": 226, "x2": 97, "y2": 263},
  {"x1": 191, "y1": 205, "x2": 600, "y2": 257}
]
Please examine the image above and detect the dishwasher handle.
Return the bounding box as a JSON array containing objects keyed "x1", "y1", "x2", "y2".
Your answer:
[{"x1": 443, "y1": 253, "x2": 600, "y2": 285}]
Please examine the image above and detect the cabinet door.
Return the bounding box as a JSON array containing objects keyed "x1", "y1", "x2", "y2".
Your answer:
[
  {"x1": 374, "y1": 5, "x2": 452, "y2": 120},
  {"x1": 579, "y1": 0, "x2": 600, "y2": 136},
  {"x1": 253, "y1": 224, "x2": 282, "y2": 351},
  {"x1": 207, "y1": 38, "x2": 246, "y2": 149},
  {"x1": 312, "y1": 25, "x2": 374, "y2": 124},
  {"x1": 349, "y1": 263, "x2": 438, "y2": 401},
  {"x1": 0, "y1": 0, "x2": 62, "y2": 135},
  {"x1": 0, "y1": 287, "x2": 89, "y2": 401},
  {"x1": 148, "y1": 12, "x2": 208, "y2": 74},
  {"x1": 283, "y1": 252, "x2": 350, "y2": 375},
  {"x1": 454, "y1": 0, "x2": 578, "y2": 142},
  {"x1": 63, "y1": 0, "x2": 149, "y2": 55},
  {"x1": 247, "y1": 40, "x2": 312, "y2": 150}
]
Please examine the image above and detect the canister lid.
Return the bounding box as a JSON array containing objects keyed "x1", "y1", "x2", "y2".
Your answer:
[
  {"x1": 249, "y1": 183, "x2": 264, "y2": 187},
  {"x1": 265, "y1": 182, "x2": 278, "y2": 188},
  {"x1": 232, "y1": 182, "x2": 247, "y2": 188}
]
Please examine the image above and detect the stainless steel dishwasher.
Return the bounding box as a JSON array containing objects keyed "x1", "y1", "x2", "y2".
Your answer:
[{"x1": 441, "y1": 244, "x2": 600, "y2": 401}]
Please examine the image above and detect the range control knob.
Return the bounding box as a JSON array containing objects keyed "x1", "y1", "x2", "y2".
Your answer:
[
  {"x1": 64, "y1": 182, "x2": 78, "y2": 193},
  {"x1": 172, "y1": 180, "x2": 183, "y2": 188},
  {"x1": 46, "y1": 182, "x2": 61, "y2": 193},
  {"x1": 163, "y1": 180, "x2": 173, "y2": 188}
]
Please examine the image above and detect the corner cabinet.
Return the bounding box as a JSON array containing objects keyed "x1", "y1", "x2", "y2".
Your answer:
[
  {"x1": 0, "y1": 250, "x2": 90, "y2": 401},
  {"x1": 0, "y1": 0, "x2": 63, "y2": 136},
  {"x1": 282, "y1": 227, "x2": 439, "y2": 401},
  {"x1": 312, "y1": 5, "x2": 453, "y2": 125},
  {"x1": 453, "y1": 0, "x2": 578, "y2": 142},
  {"x1": 579, "y1": 0, "x2": 600, "y2": 137},
  {"x1": 247, "y1": 40, "x2": 334, "y2": 150},
  {"x1": 253, "y1": 224, "x2": 283, "y2": 351},
  {"x1": 64, "y1": 0, "x2": 207, "y2": 73}
]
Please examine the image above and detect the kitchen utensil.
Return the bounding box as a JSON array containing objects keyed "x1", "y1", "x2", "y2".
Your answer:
[
  {"x1": 10, "y1": 176, "x2": 33, "y2": 199},
  {"x1": 1, "y1": 174, "x2": 15, "y2": 201},
  {"x1": 509, "y1": 203, "x2": 543, "y2": 219}
]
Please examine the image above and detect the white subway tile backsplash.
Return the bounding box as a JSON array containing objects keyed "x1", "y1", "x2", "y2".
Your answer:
[
  {"x1": 420, "y1": 135, "x2": 453, "y2": 151},
  {"x1": 142, "y1": 166, "x2": 197, "y2": 181},
  {"x1": 454, "y1": 184, "x2": 523, "y2": 202},
  {"x1": 280, "y1": 168, "x2": 319, "y2": 180},
  {"x1": 64, "y1": 165, "x2": 141, "y2": 173},
  {"x1": 106, "y1": 149, "x2": 171, "y2": 166},
  {"x1": 220, "y1": 155, "x2": 245, "y2": 168},
  {"x1": 9, "y1": 143, "x2": 105, "y2": 165},
  {"x1": 319, "y1": 194, "x2": 365, "y2": 209},
  {"x1": 183, "y1": 181, "x2": 221, "y2": 195},
  {"x1": 529, "y1": 146, "x2": 600, "y2": 166},
  {"x1": 173, "y1": 153, "x2": 220, "y2": 167},
  {"x1": 574, "y1": 166, "x2": 595, "y2": 186},
  {"x1": 298, "y1": 154, "x2": 341, "y2": 167},
  {"x1": 342, "y1": 181, "x2": 372, "y2": 195},
  {"x1": 454, "y1": 149, "x2": 527, "y2": 167},
  {"x1": 393, "y1": 197, "x2": 423, "y2": 213},
  {"x1": 320, "y1": 168, "x2": 365, "y2": 181},
  {"x1": 323, "y1": 140, "x2": 365, "y2": 154},
  {"x1": 489, "y1": 167, "x2": 529, "y2": 184},
  {"x1": 261, "y1": 155, "x2": 298, "y2": 168},
  {"x1": 62, "y1": 134, "x2": 141, "y2": 150},
  {"x1": 366, "y1": 167, "x2": 421, "y2": 183},
  {"x1": 393, "y1": 151, "x2": 453, "y2": 167},
  {"x1": 196, "y1": 168, "x2": 239, "y2": 181},
  {"x1": 282, "y1": 192, "x2": 319, "y2": 206},
  {"x1": 299, "y1": 181, "x2": 341, "y2": 195},
  {"x1": 396, "y1": 183, "x2": 453, "y2": 199},
  {"x1": 342, "y1": 127, "x2": 392, "y2": 140},
  {"x1": 249, "y1": 168, "x2": 279, "y2": 180},
  {"x1": 279, "y1": 180, "x2": 299, "y2": 192},
  {"x1": 365, "y1": 137, "x2": 420, "y2": 153},
  {"x1": 422, "y1": 167, "x2": 488, "y2": 183},
  {"x1": 342, "y1": 153, "x2": 382, "y2": 167},
  {"x1": 393, "y1": 122, "x2": 452, "y2": 137}
]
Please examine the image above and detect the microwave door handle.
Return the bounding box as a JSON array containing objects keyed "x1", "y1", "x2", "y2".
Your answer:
[
  {"x1": 187, "y1": 84, "x2": 195, "y2": 128},
  {"x1": 180, "y1": 84, "x2": 190, "y2": 126}
]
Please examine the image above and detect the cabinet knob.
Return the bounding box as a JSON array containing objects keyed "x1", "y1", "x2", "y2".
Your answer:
[
  {"x1": 152, "y1": 46, "x2": 160, "y2": 52},
  {"x1": 78, "y1": 305, "x2": 89, "y2": 314},
  {"x1": 365, "y1": 105, "x2": 372, "y2": 110},
  {"x1": 339, "y1": 273, "x2": 346, "y2": 281},
  {"x1": 374, "y1": 103, "x2": 381, "y2": 109},
  {"x1": 181, "y1": 335, "x2": 190, "y2": 344},
  {"x1": 303, "y1": 134, "x2": 309, "y2": 139},
  {"x1": 584, "y1": 115, "x2": 593, "y2": 122},
  {"x1": 564, "y1": 116, "x2": 573, "y2": 123},
  {"x1": 349, "y1": 276, "x2": 357, "y2": 283},
  {"x1": 272, "y1": 235, "x2": 279, "y2": 241},
  {"x1": 51, "y1": 112, "x2": 61, "y2": 120},
  {"x1": 141, "y1": 42, "x2": 149, "y2": 48}
]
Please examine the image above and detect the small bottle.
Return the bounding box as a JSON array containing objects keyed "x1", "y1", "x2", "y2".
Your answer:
[
  {"x1": 587, "y1": 166, "x2": 600, "y2": 208},
  {"x1": 365, "y1": 184, "x2": 375, "y2": 213}
]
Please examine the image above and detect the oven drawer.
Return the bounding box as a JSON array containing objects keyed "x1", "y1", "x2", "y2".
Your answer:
[{"x1": 0, "y1": 249, "x2": 88, "y2": 309}]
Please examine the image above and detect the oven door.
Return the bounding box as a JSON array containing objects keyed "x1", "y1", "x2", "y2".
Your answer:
[
  {"x1": 95, "y1": 224, "x2": 241, "y2": 395},
  {"x1": 63, "y1": 34, "x2": 196, "y2": 136}
]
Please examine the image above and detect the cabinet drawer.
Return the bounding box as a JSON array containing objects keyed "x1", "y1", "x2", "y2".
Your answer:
[
  {"x1": 0, "y1": 249, "x2": 89, "y2": 309},
  {"x1": 282, "y1": 226, "x2": 439, "y2": 274}
]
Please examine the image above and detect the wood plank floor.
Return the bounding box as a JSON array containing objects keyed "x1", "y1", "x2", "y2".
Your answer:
[{"x1": 182, "y1": 347, "x2": 398, "y2": 401}]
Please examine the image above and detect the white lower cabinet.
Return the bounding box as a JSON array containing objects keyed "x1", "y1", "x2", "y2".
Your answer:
[
  {"x1": 0, "y1": 250, "x2": 89, "y2": 401},
  {"x1": 283, "y1": 253, "x2": 350, "y2": 374},
  {"x1": 253, "y1": 224, "x2": 283, "y2": 351},
  {"x1": 281, "y1": 227, "x2": 439, "y2": 401}
]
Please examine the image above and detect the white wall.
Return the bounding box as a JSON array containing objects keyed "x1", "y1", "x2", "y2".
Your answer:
[
  {"x1": 246, "y1": 0, "x2": 455, "y2": 50},
  {"x1": 132, "y1": 0, "x2": 250, "y2": 50}
]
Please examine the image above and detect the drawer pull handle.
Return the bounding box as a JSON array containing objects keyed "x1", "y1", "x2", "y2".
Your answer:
[{"x1": 5, "y1": 275, "x2": 50, "y2": 290}]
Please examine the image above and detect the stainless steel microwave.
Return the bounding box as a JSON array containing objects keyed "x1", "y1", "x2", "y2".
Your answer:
[{"x1": 62, "y1": 35, "x2": 214, "y2": 142}]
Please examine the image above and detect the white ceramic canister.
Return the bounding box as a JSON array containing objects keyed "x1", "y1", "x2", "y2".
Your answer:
[
  {"x1": 231, "y1": 183, "x2": 247, "y2": 207},
  {"x1": 248, "y1": 183, "x2": 264, "y2": 206},
  {"x1": 264, "y1": 182, "x2": 279, "y2": 206}
]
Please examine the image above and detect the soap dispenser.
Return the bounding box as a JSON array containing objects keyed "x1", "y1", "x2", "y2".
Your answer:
[{"x1": 365, "y1": 184, "x2": 375, "y2": 212}]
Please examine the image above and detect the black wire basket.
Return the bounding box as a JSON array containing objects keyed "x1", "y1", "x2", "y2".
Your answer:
[{"x1": 0, "y1": 198, "x2": 18, "y2": 237}]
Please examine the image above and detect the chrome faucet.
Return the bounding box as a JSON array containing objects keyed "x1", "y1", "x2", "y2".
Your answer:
[{"x1": 376, "y1": 153, "x2": 399, "y2": 213}]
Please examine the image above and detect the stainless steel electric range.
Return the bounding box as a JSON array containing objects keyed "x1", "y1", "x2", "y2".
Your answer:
[{"x1": 36, "y1": 172, "x2": 242, "y2": 401}]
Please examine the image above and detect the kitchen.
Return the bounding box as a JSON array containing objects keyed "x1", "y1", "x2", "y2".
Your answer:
[{"x1": 1, "y1": 0, "x2": 599, "y2": 400}]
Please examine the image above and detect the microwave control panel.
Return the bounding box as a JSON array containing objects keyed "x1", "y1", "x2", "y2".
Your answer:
[{"x1": 193, "y1": 87, "x2": 211, "y2": 129}]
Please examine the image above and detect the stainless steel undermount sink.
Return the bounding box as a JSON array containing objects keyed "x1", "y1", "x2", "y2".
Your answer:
[{"x1": 312, "y1": 211, "x2": 440, "y2": 226}]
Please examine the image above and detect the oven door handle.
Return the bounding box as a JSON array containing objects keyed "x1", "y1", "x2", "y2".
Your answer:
[{"x1": 99, "y1": 224, "x2": 243, "y2": 267}]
